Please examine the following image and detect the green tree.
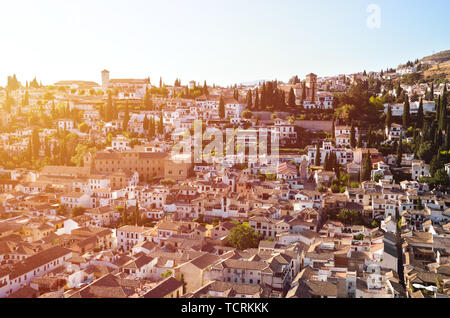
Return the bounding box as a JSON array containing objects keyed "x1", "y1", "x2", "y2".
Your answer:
[
  {"x1": 446, "y1": 123, "x2": 450, "y2": 150},
  {"x1": 246, "y1": 90, "x2": 253, "y2": 110},
  {"x1": 254, "y1": 88, "x2": 260, "y2": 111},
  {"x1": 301, "y1": 83, "x2": 306, "y2": 103},
  {"x1": 396, "y1": 140, "x2": 403, "y2": 167},
  {"x1": 161, "y1": 270, "x2": 173, "y2": 278},
  {"x1": 242, "y1": 110, "x2": 253, "y2": 119},
  {"x1": 314, "y1": 143, "x2": 321, "y2": 166},
  {"x1": 362, "y1": 151, "x2": 372, "y2": 181},
  {"x1": 218, "y1": 96, "x2": 225, "y2": 119},
  {"x1": 403, "y1": 98, "x2": 410, "y2": 128},
  {"x1": 71, "y1": 207, "x2": 86, "y2": 218},
  {"x1": 288, "y1": 87, "x2": 296, "y2": 108},
  {"x1": 134, "y1": 201, "x2": 141, "y2": 225},
  {"x1": 331, "y1": 121, "x2": 335, "y2": 139},
  {"x1": 227, "y1": 223, "x2": 262, "y2": 250},
  {"x1": 323, "y1": 153, "x2": 329, "y2": 171},
  {"x1": 31, "y1": 128, "x2": 40, "y2": 159},
  {"x1": 430, "y1": 154, "x2": 443, "y2": 177},
  {"x1": 434, "y1": 169, "x2": 449, "y2": 188},
  {"x1": 203, "y1": 80, "x2": 209, "y2": 96},
  {"x1": 6, "y1": 74, "x2": 21, "y2": 91},
  {"x1": 3, "y1": 91, "x2": 13, "y2": 113},
  {"x1": 23, "y1": 91, "x2": 29, "y2": 107},
  {"x1": 143, "y1": 115, "x2": 149, "y2": 132},
  {"x1": 78, "y1": 122, "x2": 89, "y2": 133},
  {"x1": 439, "y1": 84, "x2": 447, "y2": 131},
  {"x1": 122, "y1": 202, "x2": 128, "y2": 226},
  {"x1": 158, "y1": 112, "x2": 164, "y2": 135},
  {"x1": 357, "y1": 129, "x2": 362, "y2": 148},
  {"x1": 417, "y1": 141, "x2": 434, "y2": 163},
  {"x1": 123, "y1": 102, "x2": 130, "y2": 132},
  {"x1": 350, "y1": 121, "x2": 356, "y2": 148},
  {"x1": 386, "y1": 104, "x2": 392, "y2": 128},
  {"x1": 105, "y1": 92, "x2": 113, "y2": 122},
  {"x1": 149, "y1": 117, "x2": 155, "y2": 138},
  {"x1": 144, "y1": 87, "x2": 153, "y2": 110},
  {"x1": 71, "y1": 144, "x2": 97, "y2": 166},
  {"x1": 417, "y1": 98, "x2": 424, "y2": 128}
]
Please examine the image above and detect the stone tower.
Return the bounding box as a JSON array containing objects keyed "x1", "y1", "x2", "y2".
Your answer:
[{"x1": 101, "y1": 69, "x2": 110, "y2": 90}]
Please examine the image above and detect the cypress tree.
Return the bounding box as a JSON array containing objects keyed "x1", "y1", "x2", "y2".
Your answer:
[
  {"x1": 279, "y1": 90, "x2": 286, "y2": 110},
  {"x1": 23, "y1": 91, "x2": 29, "y2": 106},
  {"x1": 301, "y1": 82, "x2": 306, "y2": 104},
  {"x1": 134, "y1": 201, "x2": 140, "y2": 226},
  {"x1": 233, "y1": 88, "x2": 239, "y2": 101},
  {"x1": 439, "y1": 84, "x2": 447, "y2": 131},
  {"x1": 203, "y1": 81, "x2": 209, "y2": 96},
  {"x1": 403, "y1": 98, "x2": 410, "y2": 128},
  {"x1": 288, "y1": 88, "x2": 296, "y2": 108},
  {"x1": 350, "y1": 121, "x2": 356, "y2": 148},
  {"x1": 324, "y1": 153, "x2": 329, "y2": 171},
  {"x1": 445, "y1": 123, "x2": 450, "y2": 150},
  {"x1": 436, "y1": 95, "x2": 441, "y2": 122},
  {"x1": 362, "y1": 151, "x2": 372, "y2": 181},
  {"x1": 122, "y1": 202, "x2": 128, "y2": 226},
  {"x1": 32, "y1": 128, "x2": 40, "y2": 159},
  {"x1": 246, "y1": 90, "x2": 253, "y2": 110},
  {"x1": 143, "y1": 115, "x2": 149, "y2": 132},
  {"x1": 158, "y1": 112, "x2": 164, "y2": 135},
  {"x1": 27, "y1": 136, "x2": 33, "y2": 162},
  {"x1": 332, "y1": 121, "x2": 335, "y2": 140},
  {"x1": 329, "y1": 152, "x2": 336, "y2": 171},
  {"x1": 417, "y1": 98, "x2": 424, "y2": 129},
  {"x1": 430, "y1": 154, "x2": 443, "y2": 178},
  {"x1": 4, "y1": 91, "x2": 11, "y2": 113},
  {"x1": 315, "y1": 143, "x2": 321, "y2": 166},
  {"x1": 436, "y1": 129, "x2": 443, "y2": 149},
  {"x1": 396, "y1": 140, "x2": 403, "y2": 167},
  {"x1": 357, "y1": 130, "x2": 362, "y2": 148},
  {"x1": 367, "y1": 126, "x2": 373, "y2": 148},
  {"x1": 123, "y1": 102, "x2": 130, "y2": 132},
  {"x1": 144, "y1": 87, "x2": 152, "y2": 110},
  {"x1": 218, "y1": 96, "x2": 225, "y2": 119},
  {"x1": 386, "y1": 105, "x2": 392, "y2": 129},
  {"x1": 254, "y1": 88, "x2": 260, "y2": 111},
  {"x1": 106, "y1": 92, "x2": 113, "y2": 122},
  {"x1": 334, "y1": 160, "x2": 340, "y2": 180},
  {"x1": 149, "y1": 117, "x2": 155, "y2": 138},
  {"x1": 261, "y1": 83, "x2": 267, "y2": 109}
]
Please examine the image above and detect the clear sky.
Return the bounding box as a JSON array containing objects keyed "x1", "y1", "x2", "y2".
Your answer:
[{"x1": 1, "y1": 0, "x2": 449, "y2": 87}]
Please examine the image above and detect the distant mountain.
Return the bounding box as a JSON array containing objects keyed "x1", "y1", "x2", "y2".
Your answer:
[{"x1": 420, "y1": 50, "x2": 450, "y2": 63}]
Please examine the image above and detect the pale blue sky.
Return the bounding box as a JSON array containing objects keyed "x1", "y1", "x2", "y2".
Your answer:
[{"x1": 1, "y1": 0, "x2": 449, "y2": 87}]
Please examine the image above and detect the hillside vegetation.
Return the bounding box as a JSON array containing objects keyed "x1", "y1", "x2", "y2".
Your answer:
[
  {"x1": 424, "y1": 60, "x2": 450, "y2": 82},
  {"x1": 421, "y1": 50, "x2": 450, "y2": 63}
]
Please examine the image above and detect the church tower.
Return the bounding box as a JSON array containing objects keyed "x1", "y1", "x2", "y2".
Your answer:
[{"x1": 101, "y1": 69, "x2": 110, "y2": 90}]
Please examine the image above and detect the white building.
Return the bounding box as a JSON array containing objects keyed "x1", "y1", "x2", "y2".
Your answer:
[
  {"x1": 385, "y1": 124, "x2": 404, "y2": 142},
  {"x1": 58, "y1": 119, "x2": 74, "y2": 131},
  {"x1": 307, "y1": 141, "x2": 354, "y2": 166},
  {"x1": 117, "y1": 225, "x2": 152, "y2": 253},
  {"x1": 411, "y1": 160, "x2": 430, "y2": 181},
  {"x1": 0, "y1": 247, "x2": 72, "y2": 298},
  {"x1": 111, "y1": 135, "x2": 131, "y2": 151}
]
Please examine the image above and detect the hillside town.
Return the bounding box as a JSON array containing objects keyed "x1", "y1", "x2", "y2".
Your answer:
[{"x1": 0, "y1": 53, "x2": 449, "y2": 299}]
